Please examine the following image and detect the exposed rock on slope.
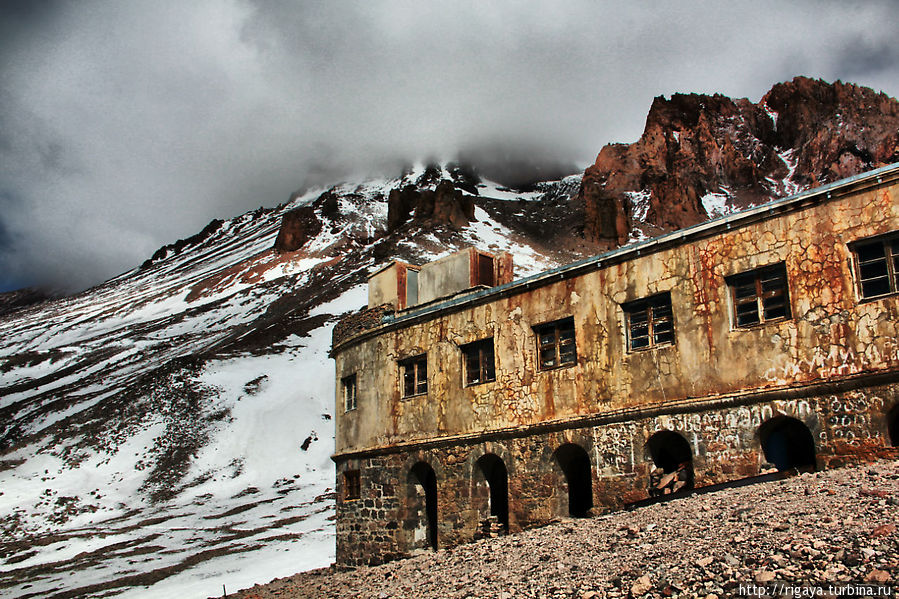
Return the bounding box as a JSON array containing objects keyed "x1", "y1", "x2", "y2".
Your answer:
[
  {"x1": 580, "y1": 77, "x2": 899, "y2": 246},
  {"x1": 274, "y1": 206, "x2": 322, "y2": 252},
  {"x1": 387, "y1": 171, "x2": 476, "y2": 231},
  {"x1": 0, "y1": 288, "x2": 51, "y2": 318}
]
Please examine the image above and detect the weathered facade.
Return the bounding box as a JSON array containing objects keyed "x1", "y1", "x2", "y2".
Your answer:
[{"x1": 331, "y1": 164, "x2": 899, "y2": 566}]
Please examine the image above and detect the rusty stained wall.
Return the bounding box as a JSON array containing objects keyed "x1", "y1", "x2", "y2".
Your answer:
[
  {"x1": 335, "y1": 382, "x2": 899, "y2": 566},
  {"x1": 335, "y1": 181, "x2": 899, "y2": 455}
]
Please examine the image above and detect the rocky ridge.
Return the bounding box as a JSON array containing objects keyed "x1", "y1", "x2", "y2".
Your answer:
[{"x1": 580, "y1": 77, "x2": 899, "y2": 246}]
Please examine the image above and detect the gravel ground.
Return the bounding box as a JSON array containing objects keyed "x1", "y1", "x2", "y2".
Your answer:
[{"x1": 230, "y1": 459, "x2": 899, "y2": 599}]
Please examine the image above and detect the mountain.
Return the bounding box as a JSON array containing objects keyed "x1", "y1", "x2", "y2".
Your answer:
[
  {"x1": 1, "y1": 78, "x2": 897, "y2": 598},
  {"x1": 579, "y1": 76, "x2": 899, "y2": 246},
  {"x1": 0, "y1": 165, "x2": 582, "y2": 599}
]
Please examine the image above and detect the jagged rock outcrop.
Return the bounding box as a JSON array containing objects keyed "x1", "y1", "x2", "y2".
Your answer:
[
  {"x1": 580, "y1": 77, "x2": 899, "y2": 247},
  {"x1": 142, "y1": 218, "x2": 225, "y2": 267},
  {"x1": 273, "y1": 205, "x2": 322, "y2": 252},
  {"x1": 387, "y1": 180, "x2": 475, "y2": 232}
]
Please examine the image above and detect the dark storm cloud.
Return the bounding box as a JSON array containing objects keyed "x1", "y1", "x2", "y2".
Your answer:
[{"x1": 1, "y1": 1, "x2": 898, "y2": 291}]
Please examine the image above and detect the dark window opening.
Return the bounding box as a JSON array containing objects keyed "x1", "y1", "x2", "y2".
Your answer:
[
  {"x1": 553, "y1": 443, "x2": 593, "y2": 517},
  {"x1": 409, "y1": 462, "x2": 438, "y2": 550},
  {"x1": 887, "y1": 405, "x2": 899, "y2": 448},
  {"x1": 476, "y1": 253, "x2": 495, "y2": 287},
  {"x1": 758, "y1": 416, "x2": 817, "y2": 472},
  {"x1": 462, "y1": 338, "x2": 496, "y2": 386},
  {"x1": 342, "y1": 373, "x2": 357, "y2": 412},
  {"x1": 623, "y1": 292, "x2": 675, "y2": 351},
  {"x1": 344, "y1": 470, "x2": 361, "y2": 501},
  {"x1": 475, "y1": 453, "x2": 509, "y2": 532},
  {"x1": 852, "y1": 234, "x2": 899, "y2": 299},
  {"x1": 534, "y1": 317, "x2": 577, "y2": 370},
  {"x1": 400, "y1": 354, "x2": 428, "y2": 397},
  {"x1": 726, "y1": 263, "x2": 791, "y2": 328},
  {"x1": 646, "y1": 431, "x2": 694, "y2": 496}
]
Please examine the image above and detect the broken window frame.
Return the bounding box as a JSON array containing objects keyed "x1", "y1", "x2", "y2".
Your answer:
[
  {"x1": 850, "y1": 232, "x2": 899, "y2": 300},
  {"x1": 533, "y1": 317, "x2": 577, "y2": 371},
  {"x1": 475, "y1": 253, "x2": 495, "y2": 287},
  {"x1": 622, "y1": 292, "x2": 675, "y2": 351},
  {"x1": 399, "y1": 354, "x2": 428, "y2": 398},
  {"x1": 725, "y1": 262, "x2": 792, "y2": 328},
  {"x1": 342, "y1": 373, "x2": 357, "y2": 412},
  {"x1": 461, "y1": 338, "x2": 496, "y2": 386},
  {"x1": 344, "y1": 469, "x2": 361, "y2": 501}
]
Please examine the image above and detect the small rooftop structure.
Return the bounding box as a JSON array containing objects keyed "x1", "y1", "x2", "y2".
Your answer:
[{"x1": 367, "y1": 248, "x2": 513, "y2": 311}]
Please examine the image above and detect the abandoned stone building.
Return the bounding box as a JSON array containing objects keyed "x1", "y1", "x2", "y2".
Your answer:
[{"x1": 330, "y1": 164, "x2": 899, "y2": 566}]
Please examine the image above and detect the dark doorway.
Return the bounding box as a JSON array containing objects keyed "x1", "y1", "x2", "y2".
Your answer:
[
  {"x1": 553, "y1": 443, "x2": 593, "y2": 517},
  {"x1": 475, "y1": 453, "x2": 509, "y2": 530},
  {"x1": 646, "y1": 430, "x2": 695, "y2": 494},
  {"x1": 758, "y1": 416, "x2": 817, "y2": 471},
  {"x1": 409, "y1": 462, "x2": 438, "y2": 550},
  {"x1": 887, "y1": 405, "x2": 899, "y2": 448}
]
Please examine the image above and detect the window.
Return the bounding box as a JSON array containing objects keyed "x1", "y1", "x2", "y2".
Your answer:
[
  {"x1": 534, "y1": 317, "x2": 577, "y2": 370},
  {"x1": 406, "y1": 268, "x2": 419, "y2": 306},
  {"x1": 344, "y1": 470, "x2": 361, "y2": 501},
  {"x1": 726, "y1": 263, "x2": 791, "y2": 327},
  {"x1": 462, "y1": 338, "x2": 495, "y2": 386},
  {"x1": 342, "y1": 374, "x2": 357, "y2": 412},
  {"x1": 622, "y1": 292, "x2": 674, "y2": 350},
  {"x1": 475, "y1": 253, "x2": 495, "y2": 287},
  {"x1": 400, "y1": 354, "x2": 428, "y2": 397},
  {"x1": 852, "y1": 233, "x2": 899, "y2": 299}
]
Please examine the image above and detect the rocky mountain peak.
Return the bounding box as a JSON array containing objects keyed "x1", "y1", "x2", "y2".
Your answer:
[{"x1": 580, "y1": 77, "x2": 899, "y2": 247}]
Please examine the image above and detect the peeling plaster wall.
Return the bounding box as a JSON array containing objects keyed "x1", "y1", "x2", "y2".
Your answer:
[
  {"x1": 418, "y1": 249, "x2": 475, "y2": 305},
  {"x1": 336, "y1": 181, "x2": 899, "y2": 454}
]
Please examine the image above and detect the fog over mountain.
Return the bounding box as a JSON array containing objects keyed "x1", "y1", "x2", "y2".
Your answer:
[{"x1": 1, "y1": 0, "x2": 898, "y2": 291}]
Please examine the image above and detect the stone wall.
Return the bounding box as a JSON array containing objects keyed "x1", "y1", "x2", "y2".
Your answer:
[{"x1": 335, "y1": 382, "x2": 899, "y2": 566}]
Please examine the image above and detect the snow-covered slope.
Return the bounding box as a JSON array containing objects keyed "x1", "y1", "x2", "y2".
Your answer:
[{"x1": 0, "y1": 166, "x2": 581, "y2": 598}]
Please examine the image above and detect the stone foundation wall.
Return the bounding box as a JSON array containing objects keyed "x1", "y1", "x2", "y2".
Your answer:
[{"x1": 335, "y1": 380, "x2": 899, "y2": 567}]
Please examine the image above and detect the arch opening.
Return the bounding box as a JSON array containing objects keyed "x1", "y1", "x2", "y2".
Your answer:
[
  {"x1": 758, "y1": 416, "x2": 817, "y2": 472},
  {"x1": 408, "y1": 462, "x2": 438, "y2": 550},
  {"x1": 553, "y1": 443, "x2": 593, "y2": 517},
  {"x1": 646, "y1": 430, "x2": 694, "y2": 495},
  {"x1": 887, "y1": 405, "x2": 899, "y2": 448},
  {"x1": 475, "y1": 453, "x2": 509, "y2": 531}
]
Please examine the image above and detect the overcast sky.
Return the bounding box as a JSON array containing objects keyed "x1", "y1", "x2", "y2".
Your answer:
[{"x1": 1, "y1": 1, "x2": 897, "y2": 292}]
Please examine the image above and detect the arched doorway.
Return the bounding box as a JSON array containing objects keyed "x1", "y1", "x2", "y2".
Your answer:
[
  {"x1": 553, "y1": 443, "x2": 593, "y2": 517},
  {"x1": 408, "y1": 462, "x2": 438, "y2": 550},
  {"x1": 887, "y1": 405, "x2": 899, "y2": 448},
  {"x1": 475, "y1": 453, "x2": 509, "y2": 531},
  {"x1": 758, "y1": 416, "x2": 816, "y2": 471},
  {"x1": 646, "y1": 430, "x2": 694, "y2": 494}
]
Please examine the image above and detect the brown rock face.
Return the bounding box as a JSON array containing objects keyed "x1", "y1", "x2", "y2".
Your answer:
[
  {"x1": 580, "y1": 77, "x2": 899, "y2": 247},
  {"x1": 273, "y1": 205, "x2": 322, "y2": 252},
  {"x1": 387, "y1": 180, "x2": 475, "y2": 232}
]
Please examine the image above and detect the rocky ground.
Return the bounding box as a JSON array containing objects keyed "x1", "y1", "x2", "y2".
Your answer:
[{"x1": 231, "y1": 459, "x2": 899, "y2": 599}]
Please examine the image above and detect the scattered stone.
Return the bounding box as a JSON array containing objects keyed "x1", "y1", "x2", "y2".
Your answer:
[
  {"x1": 754, "y1": 570, "x2": 776, "y2": 583},
  {"x1": 631, "y1": 575, "x2": 653, "y2": 596},
  {"x1": 871, "y1": 523, "x2": 896, "y2": 537},
  {"x1": 865, "y1": 569, "x2": 891, "y2": 583},
  {"x1": 229, "y1": 459, "x2": 899, "y2": 599}
]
